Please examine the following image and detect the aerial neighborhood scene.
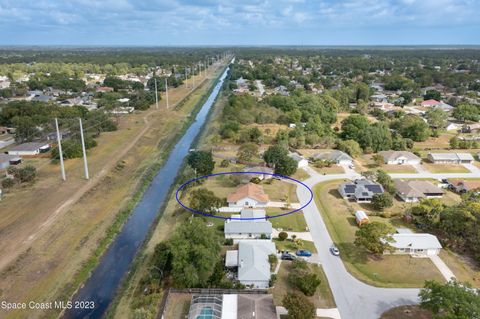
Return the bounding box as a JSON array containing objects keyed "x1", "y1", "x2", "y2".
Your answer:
[{"x1": 1, "y1": 1, "x2": 480, "y2": 319}]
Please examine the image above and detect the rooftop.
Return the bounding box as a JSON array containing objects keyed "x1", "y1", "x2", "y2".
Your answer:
[
  {"x1": 227, "y1": 183, "x2": 269, "y2": 203},
  {"x1": 8, "y1": 142, "x2": 50, "y2": 152},
  {"x1": 238, "y1": 240, "x2": 275, "y2": 283},
  {"x1": 390, "y1": 233, "x2": 442, "y2": 250}
]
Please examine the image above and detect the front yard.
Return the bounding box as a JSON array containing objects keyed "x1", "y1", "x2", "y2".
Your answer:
[
  {"x1": 313, "y1": 180, "x2": 445, "y2": 287},
  {"x1": 267, "y1": 208, "x2": 308, "y2": 232},
  {"x1": 422, "y1": 163, "x2": 470, "y2": 173},
  {"x1": 270, "y1": 261, "x2": 335, "y2": 309}
]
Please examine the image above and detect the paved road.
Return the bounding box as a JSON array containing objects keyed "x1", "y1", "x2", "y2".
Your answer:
[{"x1": 294, "y1": 166, "x2": 480, "y2": 319}]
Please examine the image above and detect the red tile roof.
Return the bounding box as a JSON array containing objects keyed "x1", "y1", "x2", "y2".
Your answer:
[{"x1": 227, "y1": 183, "x2": 269, "y2": 203}]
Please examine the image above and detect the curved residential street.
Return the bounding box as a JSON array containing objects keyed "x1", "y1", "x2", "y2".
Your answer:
[{"x1": 295, "y1": 165, "x2": 480, "y2": 319}]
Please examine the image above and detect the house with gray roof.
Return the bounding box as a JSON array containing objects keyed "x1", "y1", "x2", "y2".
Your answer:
[
  {"x1": 7, "y1": 142, "x2": 50, "y2": 156},
  {"x1": 427, "y1": 152, "x2": 474, "y2": 164},
  {"x1": 242, "y1": 166, "x2": 274, "y2": 182},
  {"x1": 338, "y1": 179, "x2": 384, "y2": 203},
  {"x1": 224, "y1": 209, "x2": 272, "y2": 240},
  {"x1": 231, "y1": 240, "x2": 276, "y2": 288},
  {"x1": 378, "y1": 151, "x2": 421, "y2": 165},
  {"x1": 394, "y1": 180, "x2": 444, "y2": 202},
  {"x1": 312, "y1": 150, "x2": 353, "y2": 165},
  {"x1": 0, "y1": 154, "x2": 21, "y2": 170}
]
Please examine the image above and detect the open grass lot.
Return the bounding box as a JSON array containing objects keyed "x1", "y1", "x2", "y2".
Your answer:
[
  {"x1": 0, "y1": 65, "x2": 227, "y2": 319},
  {"x1": 439, "y1": 249, "x2": 480, "y2": 288},
  {"x1": 380, "y1": 305, "x2": 432, "y2": 319},
  {"x1": 267, "y1": 209, "x2": 308, "y2": 232},
  {"x1": 313, "y1": 180, "x2": 445, "y2": 287},
  {"x1": 422, "y1": 163, "x2": 470, "y2": 173},
  {"x1": 271, "y1": 261, "x2": 335, "y2": 309},
  {"x1": 413, "y1": 133, "x2": 455, "y2": 150}
]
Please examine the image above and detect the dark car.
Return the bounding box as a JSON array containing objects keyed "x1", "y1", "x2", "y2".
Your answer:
[
  {"x1": 281, "y1": 252, "x2": 297, "y2": 260},
  {"x1": 295, "y1": 249, "x2": 312, "y2": 257},
  {"x1": 330, "y1": 245, "x2": 340, "y2": 256}
]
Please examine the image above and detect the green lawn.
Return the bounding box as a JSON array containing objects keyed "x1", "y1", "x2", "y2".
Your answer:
[
  {"x1": 270, "y1": 261, "x2": 335, "y2": 309},
  {"x1": 313, "y1": 180, "x2": 445, "y2": 287},
  {"x1": 267, "y1": 208, "x2": 308, "y2": 232}
]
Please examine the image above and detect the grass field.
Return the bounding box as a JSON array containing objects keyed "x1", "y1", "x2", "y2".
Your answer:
[
  {"x1": 271, "y1": 261, "x2": 335, "y2": 309},
  {"x1": 439, "y1": 249, "x2": 480, "y2": 288},
  {"x1": 422, "y1": 163, "x2": 470, "y2": 173},
  {"x1": 0, "y1": 64, "x2": 227, "y2": 319},
  {"x1": 313, "y1": 180, "x2": 445, "y2": 287},
  {"x1": 273, "y1": 238, "x2": 317, "y2": 254}
]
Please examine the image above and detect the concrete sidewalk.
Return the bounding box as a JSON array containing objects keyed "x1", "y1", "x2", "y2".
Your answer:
[{"x1": 430, "y1": 255, "x2": 456, "y2": 282}]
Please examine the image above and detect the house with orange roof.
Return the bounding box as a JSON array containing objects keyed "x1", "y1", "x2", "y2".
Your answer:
[{"x1": 227, "y1": 183, "x2": 270, "y2": 209}]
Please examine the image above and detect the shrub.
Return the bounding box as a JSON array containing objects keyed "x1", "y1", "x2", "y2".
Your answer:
[
  {"x1": 278, "y1": 231, "x2": 288, "y2": 241},
  {"x1": 1, "y1": 178, "x2": 15, "y2": 189}
]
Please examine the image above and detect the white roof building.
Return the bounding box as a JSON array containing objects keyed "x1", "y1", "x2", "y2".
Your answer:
[{"x1": 388, "y1": 233, "x2": 442, "y2": 256}]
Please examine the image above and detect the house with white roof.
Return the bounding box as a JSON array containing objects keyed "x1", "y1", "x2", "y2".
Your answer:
[
  {"x1": 224, "y1": 209, "x2": 272, "y2": 240},
  {"x1": 427, "y1": 152, "x2": 474, "y2": 164},
  {"x1": 225, "y1": 240, "x2": 276, "y2": 288},
  {"x1": 387, "y1": 233, "x2": 442, "y2": 257},
  {"x1": 288, "y1": 152, "x2": 308, "y2": 168},
  {"x1": 378, "y1": 151, "x2": 421, "y2": 165},
  {"x1": 311, "y1": 150, "x2": 353, "y2": 166}
]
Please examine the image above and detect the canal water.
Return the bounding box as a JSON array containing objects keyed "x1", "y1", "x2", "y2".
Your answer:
[{"x1": 64, "y1": 63, "x2": 231, "y2": 319}]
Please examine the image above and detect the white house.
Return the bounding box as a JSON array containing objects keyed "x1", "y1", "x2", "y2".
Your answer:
[
  {"x1": 288, "y1": 152, "x2": 308, "y2": 168},
  {"x1": 227, "y1": 240, "x2": 276, "y2": 288},
  {"x1": 427, "y1": 152, "x2": 474, "y2": 164},
  {"x1": 388, "y1": 233, "x2": 442, "y2": 257},
  {"x1": 224, "y1": 209, "x2": 272, "y2": 240},
  {"x1": 227, "y1": 183, "x2": 269, "y2": 209},
  {"x1": 7, "y1": 142, "x2": 50, "y2": 156},
  {"x1": 311, "y1": 150, "x2": 353, "y2": 166},
  {"x1": 378, "y1": 151, "x2": 421, "y2": 165},
  {"x1": 242, "y1": 166, "x2": 274, "y2": 181}
]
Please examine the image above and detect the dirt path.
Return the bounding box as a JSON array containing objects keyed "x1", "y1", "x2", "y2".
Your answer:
[{"x1": 0, "y1": 65, "x2": 222, "y2": 272}]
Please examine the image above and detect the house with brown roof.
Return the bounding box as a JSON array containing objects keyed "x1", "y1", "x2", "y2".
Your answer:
[
  {"x1": 448, "y1": 180, "x2": 480, "y2": 194},
  {"x1": 227, "y1": 183, "x2": 269, "y2": 209},
  {"x1": 394, "y1": 180, "x2": 444, "y2": 202}
]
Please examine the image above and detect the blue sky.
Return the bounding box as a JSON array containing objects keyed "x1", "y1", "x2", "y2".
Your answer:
[{"x1": 0, "y1": 0, "x2": 479, "y2": 45}]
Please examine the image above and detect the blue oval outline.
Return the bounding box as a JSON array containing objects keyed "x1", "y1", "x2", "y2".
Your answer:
[{"x1": 175, "y1": 171, "x2": 313, "y2": 220}]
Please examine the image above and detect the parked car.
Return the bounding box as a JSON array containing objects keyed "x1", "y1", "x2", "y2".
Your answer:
[
  {"x1": 281, "y1": 252, "x2": 297, "y2": 260},
  {"x1": 295, "y1": 249, "x2": 312, "y2": 257},
  {"x1": 330, "y1": 245, "x2": 340, "y2": 256}
]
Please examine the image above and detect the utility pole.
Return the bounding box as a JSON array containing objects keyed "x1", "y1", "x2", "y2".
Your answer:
[
  {"x1": 55, "y1": 118, "x2": 66, "y2": 181},
  {"x1": 154, "y1": 78, "x2": 159, "y2": 109},
  {"x1": 79, "y1": 118, "x2": 89, "y2": 180},
  {"x1": 165, "y1": 78, "x2": 169, "y2": 109},
  {"x1": 192, "y1": 67, "x2": 195, "y2": 90},
  {"x1": 185, "y1": 68, "x2": 188, "y2": 88}
]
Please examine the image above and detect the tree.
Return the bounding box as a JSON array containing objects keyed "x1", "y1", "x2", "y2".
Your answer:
[
  {"x1": 371, "y1": 193, "x2": 394, "y2": 211},
  {"x1": 151, "y1": 242, "x2": 172, "y2": 279},
  {"x1": 189, "y1": 188, "x2": 223, "y2": 214},
  {"x1": 236, "y1": 143, "x2": 258, "y2": 162},
  {"x1": 453, "y1": 103, "x2": 480, "y2": 122},
  {"x1": 426, "y1": 108, "x2": 448, "y2": 129},
  {"x1": 376, "y1": 170, "x2": 395, "y2": 194},
  {"x1": 169, "y1": 218, "x2": 221, "y2": 287},
  {"x1": 275, "y1": 156, "x2": 297, "y2": 176},
  {"x1": 336, "y1": 139, "x2": 362, "y2": 157},
  {"x1": 354, "y1": 221, "x2": 395, "y2": 254},
  {"x1": 394, "y1": 115, "x2": 431, "y2": 142},
  {"x1": 282, "y1": 292, "x2": 315, "y2": 319},
  {"x1": 424, "y1": 89, "x2": 442, "y2": 101},
  {"x1": 419, "y1": 280, "x2": 480, "y2": 319},
  {"x1": 288, "y1": 260, "x2": 321, "y2": 296},
  {"x1": 187, "y1": 151, "x2": 215, "y2": 176},
  {"x1": 372, "y1": 154, "x2": 383, "y2": 167},
  {"x1": 340, "y1": 114, "x2": 369, "y2": 141},
  {"x1": 263, "y1": 144, "x2": 288, "y2": 167}
]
